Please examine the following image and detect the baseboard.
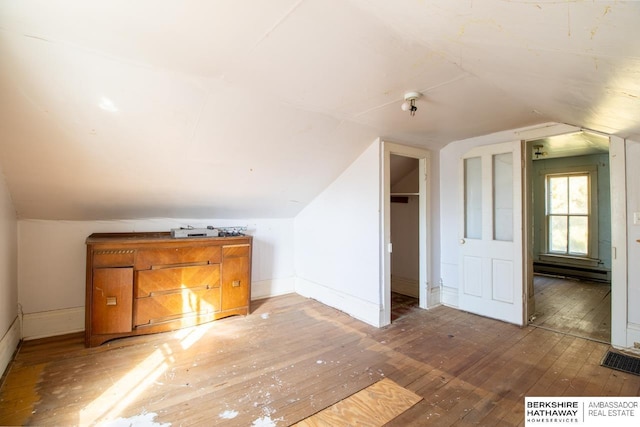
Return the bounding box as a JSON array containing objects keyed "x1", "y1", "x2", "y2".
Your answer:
[
  {"x1": 624, "y1": 323, "x2": 640, "y2": 354},
  {"x1": 22, "y1": 307, "x2": 84, "y2": 341},
  {"x1": 533, "y1": 262, "x2": 611, "y2": 283},
  {"x1": 19, "y1": 278, "x2": 295, "y2": 341},
  {"x1": 251, "y1": 277, "x2": 295, "y2": 300},
  {"x1": 441, "y1": 285, "x2": 459, "y2": 308},
  {"x1": 391, "y1": 276, "x2": 419, "y2": 298},
  {"x1": 0, "y1": 317, "x2": 21, "y2": 378},
  {"x1": 20, "y1": 278, "x2": 295, "y2": 340},
  {"x1": 295, "y1": 277, "x2": 381, "y2": 327},
  {"x1": 427, "y1": 285, "x2": 441, "y2": 308}
]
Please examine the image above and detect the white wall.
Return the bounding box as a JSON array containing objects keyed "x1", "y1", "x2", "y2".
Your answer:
[
  {"x1": 0, "y1": 166, "x2": 18, "y2": 377},
  {"x1": 294, "y1": 140, "x2": 382, "y2": 326},
  {"x1": 429, "y1": 151, "x2": 442, "y2": 303},
  {"x1": 391, "y1": 196, "x2": 419, "y2": 282},
  {"x1": 17, "y1": 217, "x2": 295, "y2": 339},
  {"x1": 391, "y1": 166, "x2": 419, "y2": 282}
]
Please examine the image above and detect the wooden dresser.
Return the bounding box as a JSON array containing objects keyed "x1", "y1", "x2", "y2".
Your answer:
[{"x1": 85, "y1": 232, "x2": 252, "y2": 347}]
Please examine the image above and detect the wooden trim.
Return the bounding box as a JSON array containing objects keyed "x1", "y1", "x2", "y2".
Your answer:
[
  {"x1": 0, "y1": 317, "x2": 20, "y2": 379},
  {"x1": 609, "y1": 135, "x2": 628, "y2": 349},
  {"x1": 381, "y1": 141, "x2": 432, "y2": 326},
  {"x1": 23, "y1": 307, "x2": 84, "y2": 341}
]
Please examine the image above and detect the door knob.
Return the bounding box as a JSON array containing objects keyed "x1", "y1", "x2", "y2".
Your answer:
[{"x1": 460, "y1": 239, "x2": 466, "y2": 244}]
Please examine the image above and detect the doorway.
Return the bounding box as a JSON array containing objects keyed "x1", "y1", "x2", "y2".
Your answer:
[
  {"x1": 390, "y1": 154, "x2": 420, "y2": 320},
  {"x1": 381, "y1": 142, "x2": 431, "y2": 327},
  {"x1": 525, "y1": 130, "x2": 612, "y2": 342}
]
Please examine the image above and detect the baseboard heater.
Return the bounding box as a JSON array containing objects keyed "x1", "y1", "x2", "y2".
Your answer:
[{"x1": 533, "y1": 262, "x2": 611, "y2": 283}]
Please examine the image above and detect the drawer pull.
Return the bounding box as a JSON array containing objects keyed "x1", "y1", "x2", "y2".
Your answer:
[
  {"x1": 144, "y1": 284, "x2": 217, "y2": 298},
  {"x1": 232, "y1": 280, "x2": 241, "y2": 287},
  {"x1": 106, "y1": 296, "x2": 117, "y2": 306}
]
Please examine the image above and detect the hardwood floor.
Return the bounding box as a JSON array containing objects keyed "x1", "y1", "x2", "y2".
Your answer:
[
  {"x1": 391, "y1": 292, "x2": 419, "y2": 322},
  {"x1": 530, "y1": 275, "x2": 611, "y2": 343},
  {"x1": 1, "y1": 293, "x2": 638, "y2": 426}
]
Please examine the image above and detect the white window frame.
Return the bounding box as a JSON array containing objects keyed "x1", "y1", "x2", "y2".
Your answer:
[{"x1": 542, "y1": 165, "x2": 599, "y2": 263}]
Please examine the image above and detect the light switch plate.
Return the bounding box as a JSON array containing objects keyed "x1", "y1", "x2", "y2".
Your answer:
[{"x1": 634, "y1": 212, "x2": 640, "y2": 225}]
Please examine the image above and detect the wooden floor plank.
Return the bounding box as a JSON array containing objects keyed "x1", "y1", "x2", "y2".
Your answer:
[{"x1": 1, "y1": 293, "x2": 638, "y2": 426}]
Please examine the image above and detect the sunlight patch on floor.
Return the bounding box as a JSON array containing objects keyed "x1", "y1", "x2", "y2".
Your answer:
[{"x1": 79, "y1": 344, "x2": 174, "y2": 426}]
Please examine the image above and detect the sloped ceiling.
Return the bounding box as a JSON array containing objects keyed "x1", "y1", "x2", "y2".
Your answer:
[{"x1": 0, "y1": 1, "x2": 639, "y2": 220}]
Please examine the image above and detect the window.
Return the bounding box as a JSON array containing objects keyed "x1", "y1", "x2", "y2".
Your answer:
[{"x1": 545, "y1": 172, "x2": 595, "y2": 257}]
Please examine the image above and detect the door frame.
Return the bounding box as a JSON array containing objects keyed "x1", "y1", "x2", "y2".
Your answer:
[
  {"x1": 608, "y1": 135, "x2": 627, "y2": 348},
  {"x1": 380, "y1": 141, "x2": 432, "y2": 327},
  {"x1": 518, "y1": 124, "x2": 627, "y2": 348}
]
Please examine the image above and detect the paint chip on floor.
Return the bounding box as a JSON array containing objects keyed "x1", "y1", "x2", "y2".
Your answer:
[
  {"x1": 219, "y1": 409, "x2": 239, "y2": 419},
  {"x1": 252, "y1": 415, "x2": 276, "y2": 426}
]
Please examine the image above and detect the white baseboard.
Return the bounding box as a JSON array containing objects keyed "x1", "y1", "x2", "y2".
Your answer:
[
  {"x1": 251, "y1": 277, "x2": 295, "y2": 300},
  {"x1": 624, "y1": 323, "x2": 640, "y2": 353},
  {"x1": 441, "y1": 285, "x2": 459, "y2": 308},
  {"x1": 427, "y1": 285, "x2": 441, "y2": 308},
  {"x1": 19, "y1": 279, "x2": 295, "y2": 341},
  {"x1": 0, "y1": 317, "x2": 21, "y2": 378},
  {"x1": 22, "y1": 307, "x2": 84, "y2": 341},
  {"x1": 295, "y1": 277, "x2": 381, "y2": 327},
  {"x1": 391, "y1": 276, "x2": 419, "y2": 298}
]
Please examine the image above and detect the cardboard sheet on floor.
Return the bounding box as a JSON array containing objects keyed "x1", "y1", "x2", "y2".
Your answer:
[{"x1": 293, "y1": 378, "x2": 422, "y2": 426}]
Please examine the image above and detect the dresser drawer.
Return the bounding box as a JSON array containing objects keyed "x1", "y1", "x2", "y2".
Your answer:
[
  {"x1": 136, "y1": 264, "x2": 220, "y2": 298},
  {"x1": 134, "y1": 288, "x2": 221, "y2": 326},
  {"x1": 136, "y1": 245, "x2": 221, "y2": 269},
  {"x1": 222, "y1": 244, "x2": 250, "y2": 258}
]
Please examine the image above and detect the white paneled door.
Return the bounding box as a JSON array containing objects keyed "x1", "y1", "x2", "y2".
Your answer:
[{"x1": 459, "y1": 141, "x2": 524, "y2": 325}]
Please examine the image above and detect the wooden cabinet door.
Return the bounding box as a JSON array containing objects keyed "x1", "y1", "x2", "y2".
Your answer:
[
  {"x1": 92, "y1": 267, "x2": 133, "y2": 334},
  {"x1": 221, "y1": 250, "x2": 250, "y2": 311}
]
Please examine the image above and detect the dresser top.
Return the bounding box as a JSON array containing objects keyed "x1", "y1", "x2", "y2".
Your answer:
[{"x1": 86, "y1": 232, "x2": 252, "y2": 245}]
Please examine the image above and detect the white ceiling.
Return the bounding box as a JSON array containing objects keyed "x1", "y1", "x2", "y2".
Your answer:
[
  {"x1": 1, "y1": 1, "x2": 639, "y2": 220},
  {"x1": 530, "y1": 130, "x2": 610, "y2": 160}
]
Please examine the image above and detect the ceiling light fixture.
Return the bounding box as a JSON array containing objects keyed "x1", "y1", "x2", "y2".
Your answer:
[
  {"x1": 401, "y1": 91, "x2": 421, "y2": 116},
  {"x1": 533, "y1": 144, "x2": 547, "y2": 159}
]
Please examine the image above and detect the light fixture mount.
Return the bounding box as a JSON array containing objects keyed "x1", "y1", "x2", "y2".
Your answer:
[
  {"x1": 401, "y1": 91, "x2": 422, "y2": 116},
  {"x1": 533, "y1": 144, "x2": 547, "y2": 159},
  {"x1": 404, "y1": 92, "x2": 421, "y2": 101}
]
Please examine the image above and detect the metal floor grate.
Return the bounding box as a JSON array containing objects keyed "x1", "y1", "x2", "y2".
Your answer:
[{"x1": 601, "y1": 351, "x2": 640, "y2": 376}]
